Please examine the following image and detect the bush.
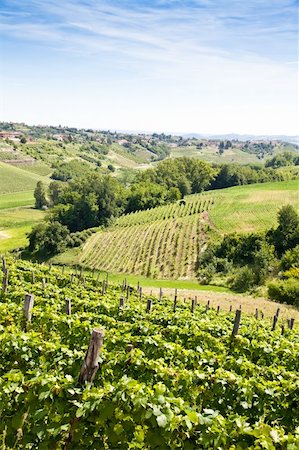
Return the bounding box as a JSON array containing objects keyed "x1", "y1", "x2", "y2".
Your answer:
[
  {"x1": 268, "y1": 279, "x2": 299, "y2": 306},
  {"x1": 280, "y1": 245, "x2": 299, "y2": 270},
  {"x1": 230, "y1": 266, "x2": 256, "y2": 292}
]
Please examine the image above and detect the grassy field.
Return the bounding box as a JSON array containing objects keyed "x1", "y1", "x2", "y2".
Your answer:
[
  {"x1": 78, "y1": 180, "x2": 299, "y2": 279},
  {"x1": 209, "y1": 179, "x2": 299, "y2": 233},
  {"x1": 0, "y1": 207, "x2": 45, "y2": 252},
  {"x1": 0, "y1": 191, "x2": 34, "y2": 209},
  {"x1": 0, "y1": 161, "x2": 49, "y2": 194}
]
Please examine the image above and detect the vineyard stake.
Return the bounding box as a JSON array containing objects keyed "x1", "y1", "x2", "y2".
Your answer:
[
  {"x1": 78, "y1": 328, "x2": 104, "y2": 384},
  {"x1": 232, "y1": 309, "x2": 241, "y2": 336},
  {"x1": 159, "y1": 288, "x2": 162, "y2": 301},
  {"x1": 31, "y1": 271, "x2": 35, "y2": 284},
  {"x1": 173, "y1": 290, "x2": 177, "y2": 312},
  {"x1": 2, "y1": 268, "x2": 9, "y2": 294},
  {"x1": 146, "y1": 299, "x2": 152, "y2": 313},
  {"x1": 24, "y1": 294, "x2": 34, "y2": 323},
  {"x1": 229, "y1": 305, "x2": 232, "y2": 313},
  {"x1": 275, "y1": 307, "x2": 280, "y2": 318},
  {"x1": 281, "y1": 325, "x2": 285, "y2": 335},
  {"x1": 2, "y1": 257, "x2": 6, "y2": 272},
  {"x1": 191, "y1": 299, "x2": 195, "y2": 313},
  {"x1": 217, "y1": 305, "x2": 220, "y2": 314},
  {"x1": 206, "y1": 300, "x2": 210, "y2": 312},
  {"x1": 119, "y1": 297, "x2": 125, "y2": 308},
  {"x1": 255, "y1": 308, "x2": 258, "y2": 320},
  {"x1": 271, "y1": 314, "x2": 278, "y2": 331},
  {"x1": 65, "y1": 298, "x2": 71, "y2": 315},
  {"x1": 290, "y1": 318, "x2": 295, "y2": 330}
]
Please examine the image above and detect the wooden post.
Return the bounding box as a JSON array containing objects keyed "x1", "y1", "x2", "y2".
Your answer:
[
  {"x1": 281, "y1": 325, "x2": 285, "y2": 335},
  {"x1": 79, "y1": 267, "x2": 83, "y2": 279},
  {"x1": 137, "y1": 281, "x2": 140, "y2": 291},
  {"x1": 119, "y1": 297, "x2": 125, "y2": 308},
  {"x1": 290, "y1": 318, "x2": 295, "y2": 330},
  {"x1": 65, "y1": 298, "x2": 71, "y2": 315},
  {"x1": 83, "y1": 277, "x2": 86, "y2": 288},
  {"x1": 206, "y1": 300, "x2": 210, "y2": 312},
  {"x1": 239, "y1": 304, "x2": 242, "y2": 310},
  {"x1": 101, "y1": 281, "x2": 105, "y2": 295},
  {"x1": 271, "y1": 314, "x2": 278, "y2": 331},
  {"x1": 217, "y1": 305, "x2": 220, "y2": 314},
  {"x1": 261, "y1": 311, "x2": 264, "y2": 319},
  {"x1": 229, "y1": 305, "x2": 232, "y2": 313},
  {"x1": 173, "y1": 289, "x2": 177, "y2": 312},
  {"x1": 139, "y1": 287, "x2": 142, "y2": 300},
  {"x1": 78, "y1": 328, "x2": 104, "y2": 384},
  {"x1": 126, "y1": 286, "x2": 130, "y2": 300},
  {"x1": 275, "y1": 307, "x2": 280, "y2": 318},
  {"x1": 146, "y1": 299, "x2": 152, "y2": 313},
  {"x1": 232, "y1": 309, "x2": 241, "y2": 336},
  {"x1": 24, "y1": 294, "x2": 34, "y2": 323},
  {"x1": 255, "y1": 308, "x2": 258, "y2": 320},
  {"x1": 31, "y1": 272, "x2": 35, "y2": 284},
  {"x1": 287, "y1": 319, "x2": 291, "y2": 329},
  {"x1": 2, "y1": 257, "x2": 6, "y2": 272},
  {"x1": 2, "y1": 268, "x2": 9, "y2": 293},
  {"x1": 70, "y1": 274, "x2": 74, "y2": 286},
  {"x1": 42, "y1": 278, "x2": 46, "y2": 290},
  {"x1": 159, "y1": 288, "x2": 162, "y2": 301},
  {"x1": 191, "y1": 299, "x2": 195, "y2": 313},
  {"x1": 195, "y1": 296, "x2": 198, "y2": 306}
]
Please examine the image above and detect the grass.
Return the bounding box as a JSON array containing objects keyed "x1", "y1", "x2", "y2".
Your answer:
[
  {"x1": 0, "y1": 191, "x2": 35, "y2": 209},
  {"x1": 0, "y1": 161, "x2": 49, "y2": 194},
  {"x1": 209, "y1": 179, "x2": 299, "y2": 233},
  {"x1": 0, "y1": 207, "x2": 45, "y2": 252}
]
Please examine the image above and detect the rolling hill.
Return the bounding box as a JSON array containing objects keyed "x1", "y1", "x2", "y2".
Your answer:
[{"x1": 79, "y1": 180, "x2": 299, "y2": 279}]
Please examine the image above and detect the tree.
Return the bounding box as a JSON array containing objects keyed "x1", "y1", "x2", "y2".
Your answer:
[
  {"x1": 34, "y1": 181, "x2": 48, "y2": 209},
  {"x1": 28, "y1": 221, "x2": 69, "y2": 255},
  {"x1": 267, "y1": 205, "x2": 299, "y2": 256}
]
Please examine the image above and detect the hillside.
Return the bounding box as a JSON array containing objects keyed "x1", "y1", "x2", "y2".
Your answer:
[
  {"x1": 79, "y1": 180, "x2": 299, "y2": 279},
  {"x1": 0, "y1": 161, "x2": 49, "y2": 194}
]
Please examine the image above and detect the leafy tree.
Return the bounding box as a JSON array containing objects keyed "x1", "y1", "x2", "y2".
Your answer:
[
  {"x1": 28, "y1": 221, "x2": 69, "y2": 255},
  {"x1": 34, "y1": 181, "x2": 48, "y2": 209},
  {"x1": 267, "y1": 205, "x2": 299, "y2": 256}
]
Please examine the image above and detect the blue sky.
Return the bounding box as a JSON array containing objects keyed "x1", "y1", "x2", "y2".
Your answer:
[{"x1": 0, "y1": 0, "x2": 298, "y2": 134}]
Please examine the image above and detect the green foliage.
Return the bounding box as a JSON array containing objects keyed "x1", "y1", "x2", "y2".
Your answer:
[
  {"x1": 265, "y1": 152, "x2": 299, "y2": 168},
  {"x1": 280, "y1": 245, "x2": 299, "y2": 271},
  {"x1": 51, "y1": 160, "x2": 95, "y2": 182},
  {"x1": 0, "y1": 258, "x2": 299, "y2": 449},
  {"x1": 34, "y1": 181, "x2": 48, "y2": 209},
  {"x1": 267, "y1": 204, "x2": 299, "y2": 256},
  {"x1": 268, "y1": 278, "x2": 299, "y2": 306},
  {"x1": 28, "y1": 221, "x2": 69, "y2": 255},
  {"x1": 230, "y1": 266, "x2": 257, "y2": 292}
]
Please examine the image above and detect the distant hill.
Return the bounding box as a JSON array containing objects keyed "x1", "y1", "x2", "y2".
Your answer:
[{"x1": 182, "y1": 133, "x2": 299, "y2": 145}]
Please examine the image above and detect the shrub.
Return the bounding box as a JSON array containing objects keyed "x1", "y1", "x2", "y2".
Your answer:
[
  {"x1": 230, "y1": 266, "x2": 256, "y2": 292},
  {"x1": 268, "y1": 279, "x2": 299, "y2": 306}
]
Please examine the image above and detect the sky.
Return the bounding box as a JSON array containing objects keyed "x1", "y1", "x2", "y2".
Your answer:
[{"x1": 0, "y1": 0, "x2": 298, "y2": 135}]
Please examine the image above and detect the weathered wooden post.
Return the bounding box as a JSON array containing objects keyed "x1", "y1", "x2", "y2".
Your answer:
[
  {"x1": 239, "y1": 304, "x2": 242, "y2": 310},
  {"x1": 271, "y1": 314, "x2": 278, "y2": 331},
  {"x1": 119, "y1": 297, "x2": 125, "y2": 308},
  {"x1": 137, "y1": 281, "x2": 140, "y2": 291},
  {"x1": 287, "y1": 318, "x2": 291, "y2": 329},
  {"x1": 139, "y1": 287, "x2": 142, "y2": 300},
  {"x1": 217, "y1": 305, "x2": 220, "y2": 314},
  {"x1": 79, "y1": 267, "x2": 83, "y2": 279},
  {"x1": 2, "y1": 268, "x2": 9, "y2": 293},
  {"x1": 65, "y1": 298, "x2": 71, "y2": 315},
  {"x1": 229, "y1": 305, "x2": 232, "y2": 313},
  {"x1": 101, "y1": 280, "x2": 105, "y2": 295},
  {"x1": 290, "y1": 318, "x2": 295, "y2": 330},
  {"x1": 275, "y1": 307, "x2": 280, "y2": 318},
  {"x1": 281, "y1": 325, "x2": 285, "y2": 335},
  {"x1": 191, "y1": 299, "x2": 195, "y2": 313},
  {"x1": 24, "y1": 294, "x2": 34, "y2": 323},
  {"x1": 78, "y1": 328, "x2": 105, "y2": 384},
  {"x1": 31, "y1": 271, "x2": 35, "y2": 284},
  {"x1": 255, "y1": 308, "x2": 258, "y2": 319},
  {"x1": 70, "y1": 274, "x2": 74, "y2": 286},
  {"x1": 126, "y1": 286, "x2": 130, "y2": 300},
  {"x1": 159, "y1": 288, "x2": 163, "y2": 301},
  {"x1": 206, "y1": 300, "x2": 210, "y2": 312},
  {"x1": 261, "y1": 311, "x2": 264, "y2": 319},
  {"x1": 232, "y1": 309, "x2": 241, "y2": 336},
  {"x1": 146, "y1": 299, "x2": 152, "y2": 313},
  {"x1": 173, "y1": 289, "x2": 178, "y2": 312},
  {"x1": 2, "y1": 257, "x2": 6, "y2": 272},
  {"x1": 42, "y1": 277, "x2": 46, "y2": 290}
]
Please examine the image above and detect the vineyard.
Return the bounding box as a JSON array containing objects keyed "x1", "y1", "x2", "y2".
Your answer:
[
  {"x1": 0, "y1": 258, "x2": 298, "y2": 449},
  {"x1": 79, "y1": 180, "x2": 299, "y2": 278}
]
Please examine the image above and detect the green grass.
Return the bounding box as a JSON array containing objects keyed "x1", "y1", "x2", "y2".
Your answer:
[
  {"x1": 0, "y1": 191, "x2": 35, "y2": 209},
  {"x1": 0, "y1": 161, "x2": 49, "y2": 194},
  {"x1": 209, "y1": 179, "x2": 299, "y2": 233},
  {"x1": 0, "y1": 207, "x2": 45, "y2": 252}
]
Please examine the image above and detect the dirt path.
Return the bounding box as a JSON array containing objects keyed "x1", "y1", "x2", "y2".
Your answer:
[
  {"x1": 142, "y1": 286, "x2": 299, "y2": 322},
  {"x1": 0, "y1": 230, "x2": 10, "y2": 240}
]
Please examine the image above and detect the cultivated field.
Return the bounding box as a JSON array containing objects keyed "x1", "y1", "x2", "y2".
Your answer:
[
  {"x1": 1, "y1": 259, "x2": 298, "y2": 449},
  {"x1": 79, "y1": 180, "x2": 299, "y2": 278},
  {"x1": 0, "y1": 161, "x2": 49, "y2": 194}
]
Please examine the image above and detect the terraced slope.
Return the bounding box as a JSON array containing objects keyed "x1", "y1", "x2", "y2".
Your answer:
[{"x1": 79, "y1": 180, "x2": 299, "y2": 279}]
